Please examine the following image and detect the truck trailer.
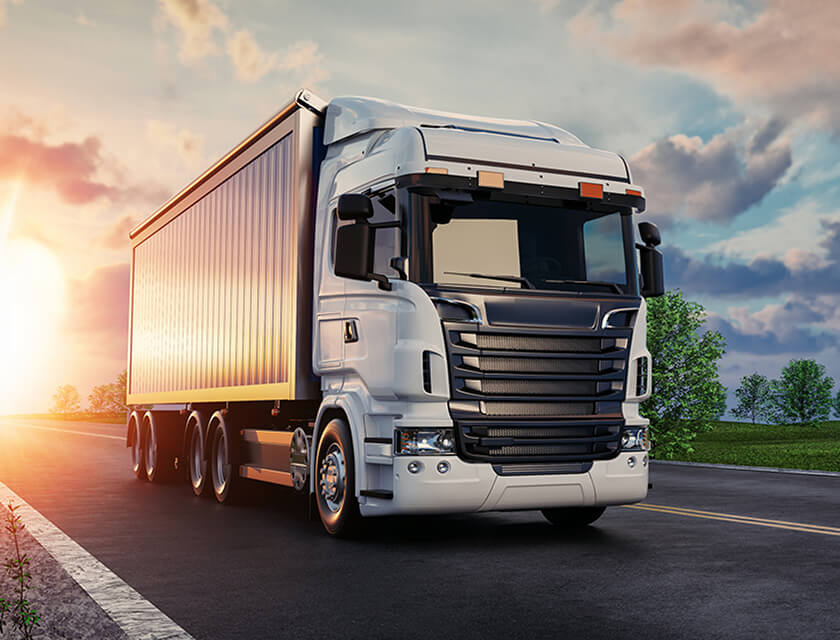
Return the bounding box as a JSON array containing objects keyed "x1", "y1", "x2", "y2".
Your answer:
[{"x1": 126, "y1": 89, "x2": 664, "y2": 536}]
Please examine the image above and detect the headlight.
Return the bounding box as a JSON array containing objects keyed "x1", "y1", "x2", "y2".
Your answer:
[
  {"x1": 395, "y1": 428, "x2": 456, "y2": 455},
  {"x1": 621, "y1": 427, "x2": 649, "y2": 451}
]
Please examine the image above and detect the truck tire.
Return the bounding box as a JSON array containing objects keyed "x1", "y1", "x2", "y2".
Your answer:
[
  {"x1": 185, "y1": 411, "x2": 208, "y2": 497},
  {"x1": 315, "y1": 417, "x2": 361, "y2": 537},
  {"x1": 541, "y1": 506, "x2": 606, "y2": 528},
  {"x1": 208, "y1": 411, "x2": 240, "y2": 504},
  {"x1": 128, "y1": 412, "x2": 144, "y2": 480},
  {"x1": 142, "y1": 411, "x2": 171, "y2": 483}
]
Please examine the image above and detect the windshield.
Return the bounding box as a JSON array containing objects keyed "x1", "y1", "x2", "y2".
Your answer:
[{"x1": 401, "y1": 188, "x2": 637, "y2": 295}]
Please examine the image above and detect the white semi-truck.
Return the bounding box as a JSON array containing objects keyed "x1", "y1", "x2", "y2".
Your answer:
[{"x1": 126, "y1": 89, "x2": 664, "y2": 536}]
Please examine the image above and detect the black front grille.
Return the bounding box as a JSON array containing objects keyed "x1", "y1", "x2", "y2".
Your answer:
[
  {"x1": 458, "y1": 419, "x2": 622, "y2": 463},
  {"x1": 444, "y1": 323, "x2": 632, "y2": 463}
]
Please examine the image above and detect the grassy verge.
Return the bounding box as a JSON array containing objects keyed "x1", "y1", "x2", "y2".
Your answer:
[
  {"x1": 3, "y1": 413, "x2": 126, "y2": 425},
  {"x1": 667, "y1": 420, "x2": 840, "y2": 473}
]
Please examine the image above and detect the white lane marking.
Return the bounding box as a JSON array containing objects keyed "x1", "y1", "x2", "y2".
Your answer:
[
  {"x1": 0, "y1": 481, "x2": 195, "y2": 640},
  {"x1": 0, "y1": 422, "x2": 124, "y2": 441}
]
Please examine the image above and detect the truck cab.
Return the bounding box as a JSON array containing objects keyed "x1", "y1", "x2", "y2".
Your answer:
[{"x1": 309, "y1": 94, "x2": 663, "y2": 532}]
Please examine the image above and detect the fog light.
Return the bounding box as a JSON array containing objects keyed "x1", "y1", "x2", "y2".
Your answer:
[
  {"x1": 407, "y1": 461, "x2": 423, "y2": 474},
  {"x1": 627, "y1": 456, "x2": 636, "y2": 469},
  {"x1": 436, "y1": 461, "x2": 450, "y2": 474}
]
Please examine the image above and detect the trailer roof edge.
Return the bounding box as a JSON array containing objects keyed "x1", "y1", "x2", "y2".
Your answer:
[{"x1": 129, "y1": 88, "x2": 327, "y2": 240}]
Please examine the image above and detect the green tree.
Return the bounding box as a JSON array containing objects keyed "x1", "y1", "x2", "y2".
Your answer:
[
  {"x1": 771, "y1": 359, "x2": 834, "y2": 426},
  {"x1": 87, "y1": 384, "x2": 110, "y2": 414},
  {"x1": 49, "y1": 385, "x2": 80, "y2": 416},
  {"x1": 641, "y1": 290, "x2": 727, "y2": 458},
  {"x1": 732, "y1": 373, "x2": 773, "y2": 424},
  {"x1": 834, "y1": 388, "x2": 840, "y2": 419},
  {"x1": 101, "y1": 370, "x2": 128, "y2": 415}
]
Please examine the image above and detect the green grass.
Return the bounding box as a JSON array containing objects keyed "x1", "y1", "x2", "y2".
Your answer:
[{"x1": 669, "y1": 420, "x2": 840, "y2": 473}]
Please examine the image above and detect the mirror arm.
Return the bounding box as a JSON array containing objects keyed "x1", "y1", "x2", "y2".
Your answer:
[{"x1": 369, "y1": 273, "x2": 393, "y2": 291}]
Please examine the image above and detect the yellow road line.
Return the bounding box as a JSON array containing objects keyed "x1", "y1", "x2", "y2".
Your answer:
[
  {"x1": 624, "y1": 504, "x2": 840, "y2": 537},
  {"x1": 640, "y1": 503, "x2": 840, "y2": 533},
  {"x1": 0, "y1": 423, "x2": 124, "y2": 441}
]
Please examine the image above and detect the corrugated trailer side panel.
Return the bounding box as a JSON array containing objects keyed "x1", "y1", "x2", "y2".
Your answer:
[{"x1": 128, "y1": 106, "x2": 321, "y2": 404}]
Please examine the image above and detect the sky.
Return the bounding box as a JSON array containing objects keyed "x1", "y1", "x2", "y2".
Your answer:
[{"x1": 1, "y1": 0, "x2": 839, "y2": 413}]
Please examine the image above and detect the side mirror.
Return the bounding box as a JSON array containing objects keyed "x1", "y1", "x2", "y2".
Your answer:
[
  {"x1": 335, "y1": 222, "x2": 373, "y2": 280},
  {"x1": 337, "y1": 194, "x2": 374, "y2": 221},
  {"x1": 334, "y1": 221, "x2": 393, "y2": 291},
  {"x1": 637, "y1": 222, "x2": 664, "y2": 298},
  {"x1": 638, "y1": 221, "x2": 661, "y2": 247}
]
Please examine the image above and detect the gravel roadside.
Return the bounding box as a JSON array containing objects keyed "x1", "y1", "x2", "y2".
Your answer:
[{"x1": 0, "y1": 502, "x2": 128, "y2": 640}]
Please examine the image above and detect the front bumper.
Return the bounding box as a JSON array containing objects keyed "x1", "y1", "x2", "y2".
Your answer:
[{"x1": 358, "y1": 451, "x2": 648, "y2": 517}]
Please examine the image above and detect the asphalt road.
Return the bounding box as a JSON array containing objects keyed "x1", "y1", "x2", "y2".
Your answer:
[{"x1": 0, "y1": 416, "x2": 838, "y2": 640}]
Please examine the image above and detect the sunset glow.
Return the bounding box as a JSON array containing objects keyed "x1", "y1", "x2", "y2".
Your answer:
[{"x1": 0, "y1": 186, "x2": 66, "y2": 410}]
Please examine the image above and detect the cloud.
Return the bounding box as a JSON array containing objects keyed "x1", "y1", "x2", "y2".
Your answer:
[
  {"x1": 0, "y1": 131, "x2": 163, "y2": 206},
  {"x1": 156, "y1": 0, "x2": 328, "y2": 85},
  {"x1": 226, "y1": 29, "x2": 276, "y2": 82},
  {"x1": 64, "y1": 263, "x2": 130, "y2": 359},
  {"x1": 571, "y1": 0, "x2": 840, "y2": 132},
  {"x1": 145, "y1": 119, "x2": 204, "y2": 168},
  {"x1": 630, "y1": 120, "x2": 792, "y2": 226},
  {"x1": 703, "y1": 198, "x2": 840, "y2": 263},
  {"x1": 157, "y1": 0, "x2": 228, "y2": 62},
  {"x1": 0, "y1": 0, "x2": 22, "y2": 28},
  {"x1": 101, "y1": 215, "x2": 139, "y2": 250},
  {"x1": 707, "y1": 298, "x2": 838, "y2": 355},
  {"x1": 666, "y1": 220, "x2": 840, "y2": 298}
]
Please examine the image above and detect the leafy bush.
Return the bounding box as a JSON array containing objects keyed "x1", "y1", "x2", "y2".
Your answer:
[{"x1": 641, "y1": 290, "x2": 727, "y2": 458}]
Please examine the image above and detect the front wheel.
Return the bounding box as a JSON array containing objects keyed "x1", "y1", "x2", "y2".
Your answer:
[
  {"x1": 315, "y1": 418, "x2": 361, "y2": 537},
  {"x1": 541, "y1": 506, "x2": 606, "y2": 528}
]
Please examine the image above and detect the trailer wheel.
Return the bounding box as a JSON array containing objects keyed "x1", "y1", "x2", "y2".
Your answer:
[
  {"x1": 128, "y1": 412, "x2": 144, "y2": 480},
  {"x1": 541, "y1": 506, "x2": 606, "y2": 528},
  {"x1": 142, "y1": 411, "x2": 169, "y2": 483},
  {"x1": 208, "y1": 411, "x2": 240, "y2": 504},
  {"x1": 185, "y1": 411, "x2": 208, "y2": 497},
  {"x1": 315, "y1": 417, "x2": 361, "y2": 537}
]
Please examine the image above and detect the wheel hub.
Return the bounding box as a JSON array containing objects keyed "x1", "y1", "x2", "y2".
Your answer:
[{"x1": 319, "y1": 444, "x2": 345, "y2": 513}]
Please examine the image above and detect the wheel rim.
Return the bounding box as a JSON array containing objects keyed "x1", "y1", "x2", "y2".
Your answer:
[
  {"x1": 131, "y1": 422, "x2": 141, "y2": 471},
  {"x1": 213, "y1": 427, "x2": 227, "y2": 495},
  {"x1": 144, "y1": 423, "x2": 156, "y2": 477},
  {"x1": 318, "y1": 443, "x2": 346, "y2": 513},
  {"x1": 189, "y1": 426, "x2": 203, "y2": 490}
]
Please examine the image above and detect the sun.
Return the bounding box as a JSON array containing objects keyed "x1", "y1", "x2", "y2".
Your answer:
[{"x1": 0, "y1": 184, "x2": 67, "y2": 411}]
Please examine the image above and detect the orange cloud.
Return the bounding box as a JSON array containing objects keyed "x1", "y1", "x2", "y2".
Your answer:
[
  {"x1": 571, "y1": 0, "x2": 840, "y2": 130},
  {"x1": 0, "y1": 131, "x2": 165, "y2": 206}
]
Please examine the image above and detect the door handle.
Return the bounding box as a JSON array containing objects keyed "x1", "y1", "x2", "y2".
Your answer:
[{"x1": 343, "y1": 319, "x2": 358, "y2": 343}]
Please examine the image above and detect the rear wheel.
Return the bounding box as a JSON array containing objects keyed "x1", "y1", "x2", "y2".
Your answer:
[
  {"x1": 541, "y1": 506, "x2": 606, "y2": 528},
  {"x1": 185, "y1": 411, "x2": 208, "y2": 497},
  {"x1": 209, "y1": 411, "x2": 240, "y2": 504},
  {"x1": 128, "y1": 412, "x2": 144, "y2": 480},
  {"x1": 315, "y1": 417, "x2": 361, "y2": 537},
  {"x1": 142, "y1": 411, "x2": 169, "y2": 483}
]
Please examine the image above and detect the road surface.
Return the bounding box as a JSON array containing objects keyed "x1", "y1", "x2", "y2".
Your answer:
[{"x1": 0, "y1": 416, "x2": 838, "y2": 639}]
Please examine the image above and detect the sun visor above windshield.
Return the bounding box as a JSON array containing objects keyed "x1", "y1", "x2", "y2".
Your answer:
[{"x1": 419, "y1": 128, "x2": 630, "y2": 183}]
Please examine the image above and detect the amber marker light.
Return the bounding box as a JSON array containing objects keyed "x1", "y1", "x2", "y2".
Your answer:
[
  {"x1": 626, "y1": 189, "x2": 643, "y2": 197},
  {"x1": 579, "y1": 182, "x2": 603, "y2": 199},
  {"x1": 425, "y1": 167, "x2": 448, "y2": 174},
  {"x1": 477, "y1": 170, "x2": 504, "y2": 189}
]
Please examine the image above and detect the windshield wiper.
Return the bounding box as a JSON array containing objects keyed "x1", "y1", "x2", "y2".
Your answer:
[
  {"x1": 444, "y1": 271, "x2": 535, "y2": 289},
  {"x1": 543, "y1": 279, "x2": 623, "y2": 294}
]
